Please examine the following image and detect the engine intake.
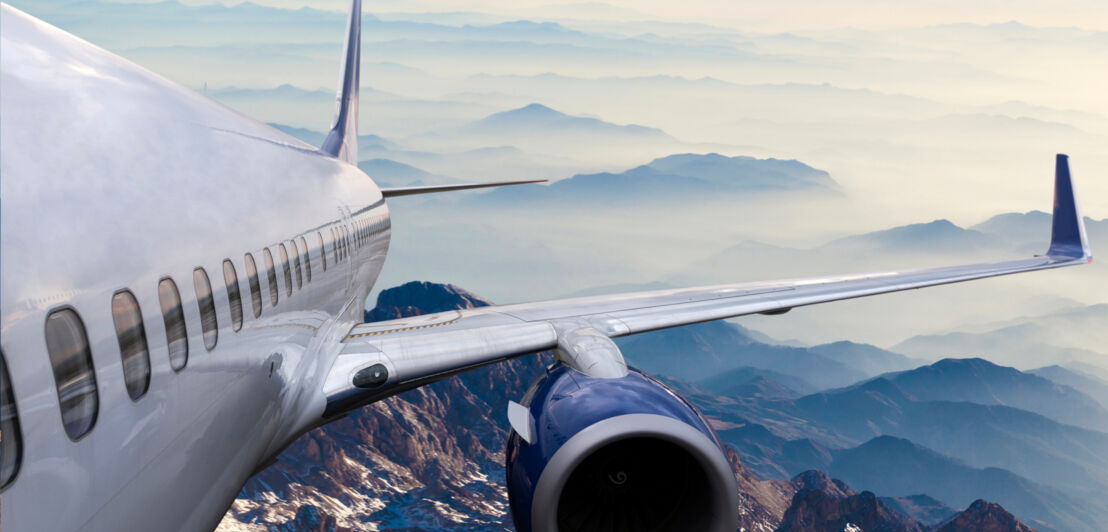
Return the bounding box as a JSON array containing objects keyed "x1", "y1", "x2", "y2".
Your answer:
[{"x1": 507, "y1": 365, "x2": 738, "y2": 532}]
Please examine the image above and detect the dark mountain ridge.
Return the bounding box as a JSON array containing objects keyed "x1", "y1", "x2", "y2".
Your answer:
[
  {"x1": 1029, "y1": 364, "x2": 1108, "y2": 409},
  {"x1": 617, "y1": 319, "x2": 920, "y2": 390},
  {"x1": 776, "y1": 470, "x2": 1035, "y2": 532},
  {"x1": 670, "y1": 358, "x2": 1108, "y2": 530},
  {"x1": 878, "y1": 357, "x2": 1108, "y2": 431},
  {"x1": 792, "y1": 375, "x2": 1108, "y2": 495},
  {"x1": 828, "y1": 436, "x2": 1093, "y2": 532}
]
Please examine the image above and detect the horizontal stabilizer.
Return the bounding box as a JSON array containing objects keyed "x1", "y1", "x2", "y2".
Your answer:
[
  {"x1": 380, "y1": 179, "x2": 546, "y2": 198},
  {"x1": 1047, "y1": 154, "x2": 1093, "y2": 261}
]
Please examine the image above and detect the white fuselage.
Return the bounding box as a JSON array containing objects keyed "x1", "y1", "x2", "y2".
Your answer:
[{"x1": 1, "y1": 7, "x2": 389, "y2": 531}]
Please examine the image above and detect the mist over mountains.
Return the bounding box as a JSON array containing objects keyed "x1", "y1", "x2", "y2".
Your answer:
[
  {"x1": 257, "y1": 113, "x2": 1106, "y2": 356},
  {"x1": 17, "y1": 0, "x2": 1106, "y2": 220},
  {"x1": 470, "y1": 152, "x2": 839, "y2": 205},
  {"x1": 80, "y1": 0, "x2": 1102, "y2": 353}
]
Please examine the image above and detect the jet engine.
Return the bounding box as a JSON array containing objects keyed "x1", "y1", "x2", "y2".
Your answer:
[{"x1": 506, "y1": 364, "x2": 738, "y2": 532}]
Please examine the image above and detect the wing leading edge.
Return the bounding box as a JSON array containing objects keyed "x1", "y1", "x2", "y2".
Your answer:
[{"x1": 323, "y1": 155, "x2": 1092, "y2": 417}]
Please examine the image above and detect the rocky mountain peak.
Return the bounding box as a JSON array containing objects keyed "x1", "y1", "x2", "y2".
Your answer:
[
  {"x1": 792, "y1": 470, "x2": 856, "y2": 499},
  {"x1": 776, "y1": 470, "x2": 1036, "y2": 532},
  {"x1": 366, "y1": 281, "x2": 492, "y2": 322},
  {"x1": 933, "y1": 500, "x2": 1036, "y2": 532}
]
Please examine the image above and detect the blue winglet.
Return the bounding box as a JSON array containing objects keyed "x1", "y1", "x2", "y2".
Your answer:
[{"x1": 1046, "y1": 154, "x2": 1092, "y2": 261}]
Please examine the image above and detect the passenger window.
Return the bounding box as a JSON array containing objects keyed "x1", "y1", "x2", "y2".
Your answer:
[
  {"x1": 223, "y1": 260, "x2": 243, "y2": 332},
  {"x1": 1, "y1": 351, "x2": 23, "y2": 489},
  {"x1": 289, "y1": 240, "x2": 303, "y2": 290},
  {"x1": 299, "y1": 236, "x2": 312, "y2": 282},
  {"x1": 278, "y1": 244, "x2": 293, "y2": 296},
  {"x1": 44, "y1": 309, "x2": 99, "y2": 440},
  {"x1": 194, "y1": 268, "x2": 218, "y2": 351},
  {"x1": 331, "y1": 228, "x2": 340, "y2": 263},
  {"x1": 111, "y1": 290, "x2": 151, "y2": 400},
  {"x1": 317, "y1": 232, "x2": 327, "y2": 272},
  {"x1": 263, "y1": 249, "x2": 279, "y2": 307},
  {"x1": 158, "y1": 278, "x2": 189, "y2": 371},
  {"x1": 244, "y1": 253, "x2": 263, "y2": 317},
  {"x1": 341, "y1": 227, "x2": 347, "y2": 259}
]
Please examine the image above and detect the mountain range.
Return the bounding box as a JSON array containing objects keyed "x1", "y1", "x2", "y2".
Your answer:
[
  {"x1": 778, "y1": 470, "x2": 1036, "y2": 532},
  {"x1": 877, "y1": 357, "x2": 1108, "y2": 431},
  {"x1": 616, "y1": 318, "x2": 916, "y2": 390},
  {"x1": 470, "y1": 151, "x2": 839, "y2": 207},
  {"x1": 826, "y1": 436, "x2": 1095, "y2": 532},
  {"x1": 1028, "y1": 364, "x2": 1108, "y2": 409},
  {"x1": 656, "y1": 351, "x2": 1108, "y2": 530}
]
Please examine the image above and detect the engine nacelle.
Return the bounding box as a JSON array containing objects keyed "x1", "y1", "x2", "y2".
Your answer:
[{"x1": 506, "y1": 364, "x2": 738, "y2": 532}]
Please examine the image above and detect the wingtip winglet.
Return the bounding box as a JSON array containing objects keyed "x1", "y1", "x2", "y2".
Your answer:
[{"x1": 1046, "y1": 153, "x2": 1092, "y2": 261}]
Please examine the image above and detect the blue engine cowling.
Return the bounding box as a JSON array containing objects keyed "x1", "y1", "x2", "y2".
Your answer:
[{"x1": 506, "y1": 364, "x2": 738, "y2": 532}]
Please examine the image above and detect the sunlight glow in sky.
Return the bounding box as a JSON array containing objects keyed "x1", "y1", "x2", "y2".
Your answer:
[{"x1": 122, "y1": 0, "x2": 1108, "y2": 31}]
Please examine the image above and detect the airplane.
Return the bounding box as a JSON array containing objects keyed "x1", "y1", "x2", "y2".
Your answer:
[{"x1": 0, "y1": 1, "x2": 1093, "y2": 531}]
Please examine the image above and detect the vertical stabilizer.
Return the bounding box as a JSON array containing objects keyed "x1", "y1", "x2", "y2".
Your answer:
[{"x1": 320, "y1": 0, "x2": 361, "y2": 165}]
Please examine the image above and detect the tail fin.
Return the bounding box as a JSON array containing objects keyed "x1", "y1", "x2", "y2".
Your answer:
[
  {"x1": 320, "y1": 0, "x2": 361, "y2": 165},
  {"x1": 1046, "y1": 154, "x2": 1092, "y2": 261}
]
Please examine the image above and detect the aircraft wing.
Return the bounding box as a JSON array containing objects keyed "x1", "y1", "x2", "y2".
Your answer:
[{"x1": 323, "y1": 154, "x2": 1092, "y2": 417}]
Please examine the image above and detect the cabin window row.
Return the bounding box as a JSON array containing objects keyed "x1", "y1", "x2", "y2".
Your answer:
[{"x1": 4, "y1": 218, "x2": 386, "y2": 488}]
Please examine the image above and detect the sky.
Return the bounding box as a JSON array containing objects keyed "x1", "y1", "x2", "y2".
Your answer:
[
  {"x1": 113, "y1": 0, "x2": 1108, "y2": 31},
  {"x1": 12, "y1": 0, "x2": 1108, "y2": 346}
]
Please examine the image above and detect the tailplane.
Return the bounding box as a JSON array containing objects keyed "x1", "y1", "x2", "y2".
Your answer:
[{"x1": 380, "y1": 179, "x2": 547, "y2": 198}]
